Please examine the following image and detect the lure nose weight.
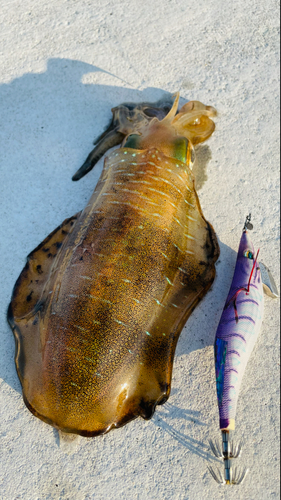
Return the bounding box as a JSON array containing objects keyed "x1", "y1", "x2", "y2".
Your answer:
[{"x1": 208, "y1": 214, "x2": 279, "y2": 485}]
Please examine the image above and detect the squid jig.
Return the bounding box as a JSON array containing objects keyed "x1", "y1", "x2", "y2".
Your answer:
[{"x1": 208, "y1": 214, "x2": 278, "y2": 485}]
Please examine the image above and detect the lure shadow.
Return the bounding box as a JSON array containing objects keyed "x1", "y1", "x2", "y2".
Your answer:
[{"x1": 153, "y1": 402, "x2": 221, "y2": 463}]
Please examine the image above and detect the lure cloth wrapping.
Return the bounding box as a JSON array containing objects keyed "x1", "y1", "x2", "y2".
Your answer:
[{"x1": 214, "y1": 230, "x2": 264, "y2": 430}]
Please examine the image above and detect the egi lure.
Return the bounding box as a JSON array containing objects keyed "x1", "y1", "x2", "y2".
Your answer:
[{"x1": 209, "y1": 214, "x2": 278, "y2": 484}]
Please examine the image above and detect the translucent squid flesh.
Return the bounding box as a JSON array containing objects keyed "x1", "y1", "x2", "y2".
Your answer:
[
  {"x1": 209, "y1": 215, "x2": 278, "y2": 484},
  {"x1": 8, "y1": 93, "x2": 219, "y2": 436}
]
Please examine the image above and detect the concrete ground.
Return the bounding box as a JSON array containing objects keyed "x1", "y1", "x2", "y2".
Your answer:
[{"x1": 0, "y1": 0, "x2": 279, "y2": 499}]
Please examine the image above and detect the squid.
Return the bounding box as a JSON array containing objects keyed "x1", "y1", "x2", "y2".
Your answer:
[
  {"x1": 209, "y1": 214, "x2": 279, "y2": 484},
  {"x1": 8, "y1": 93, "x2": 219, "y2": 436}
]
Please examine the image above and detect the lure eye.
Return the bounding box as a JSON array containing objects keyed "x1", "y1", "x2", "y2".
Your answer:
[{"x1": 244, "y1": 250, "x2": 254, "y2": 259}]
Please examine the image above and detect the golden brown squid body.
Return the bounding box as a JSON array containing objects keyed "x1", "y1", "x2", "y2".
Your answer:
[{"x1": 8, "y1": 94, "x2": 219, "y2": 436}]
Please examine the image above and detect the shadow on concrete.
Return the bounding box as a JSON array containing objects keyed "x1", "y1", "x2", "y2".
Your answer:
[{"x1": 152, "y1": 402, "x2": 221, "y2": 463}]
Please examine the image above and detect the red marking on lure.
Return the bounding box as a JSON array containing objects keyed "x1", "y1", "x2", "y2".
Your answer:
[{"x1": 224, "y1": 245, "x2": 260, "y2": 323}]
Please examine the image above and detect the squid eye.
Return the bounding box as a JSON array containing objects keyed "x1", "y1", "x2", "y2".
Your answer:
[{"x1": 244, "y1": 250, "x2": 254, "y2": 259}]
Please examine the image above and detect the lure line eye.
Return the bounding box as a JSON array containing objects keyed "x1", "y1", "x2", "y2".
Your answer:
[{"x1": 244, "y1": 250, "x2": 254, "y2": 259}]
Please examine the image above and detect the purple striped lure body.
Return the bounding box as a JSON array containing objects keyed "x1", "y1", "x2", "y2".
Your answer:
[
  {"x1": 215, "y1": 229, "x2": 264, "y2": 431},
  {"x1": 207, "y1": 215, "x2": 279, "y2": 485}
]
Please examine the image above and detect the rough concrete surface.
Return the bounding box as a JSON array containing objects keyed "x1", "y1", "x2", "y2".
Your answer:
[{"x1": 0, "y1": 1, "x2": 279, "y2": 499}]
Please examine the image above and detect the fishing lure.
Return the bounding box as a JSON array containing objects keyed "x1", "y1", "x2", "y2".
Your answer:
[
  {"x1": 8, "y1": 93, "x2": 219, "y2": 436},
  {"x1": 209, "y1": 214, "x2": 278, "y2": 484}
]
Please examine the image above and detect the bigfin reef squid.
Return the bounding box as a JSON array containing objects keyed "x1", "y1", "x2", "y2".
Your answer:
[{"x1": 8, "y1": 93, "x2": 219, "y2": 436}]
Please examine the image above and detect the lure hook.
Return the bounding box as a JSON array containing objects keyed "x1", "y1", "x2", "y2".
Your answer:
[
  {"x1": 208, "y1": 431, "x2": 248, "y2": 485},
  {"x1": 243, "y1": 213, "x2": 253, "y2": 231}
]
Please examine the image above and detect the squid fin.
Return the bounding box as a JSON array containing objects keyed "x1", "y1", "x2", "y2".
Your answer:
[{"x1": 8, "y1": 213, "x2": 81, "y2": 322}]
